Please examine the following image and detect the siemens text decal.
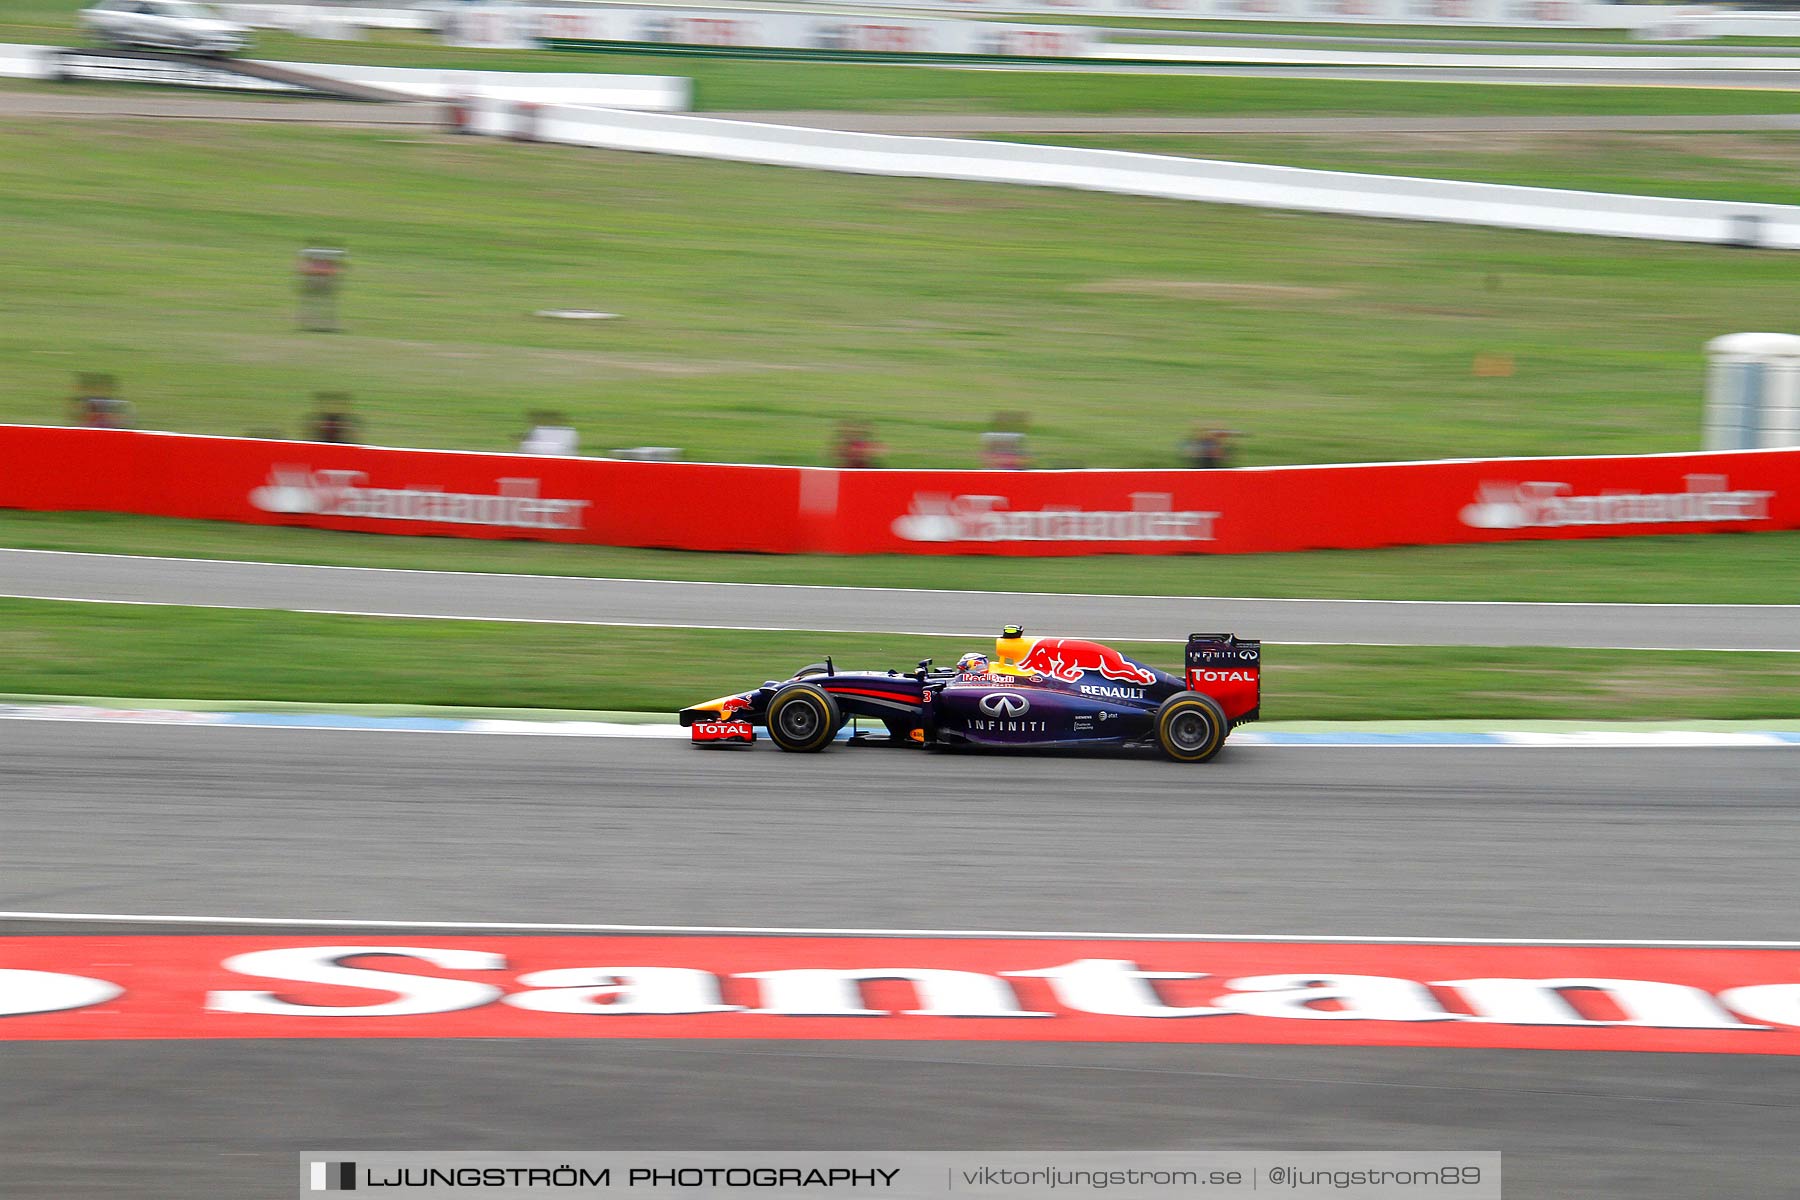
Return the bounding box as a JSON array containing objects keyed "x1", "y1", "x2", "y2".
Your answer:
[{"x1": 2, "y1": 936, "x2": 1797, "y2": 1054}]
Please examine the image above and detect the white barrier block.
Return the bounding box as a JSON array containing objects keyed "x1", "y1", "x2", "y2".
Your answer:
[
  {"x1": 485, "y1": 102, "x2": 1800, "y2": 250},
  {"x1": 273, "y1": 60, "x2": 690, "y2": 111},
  {"x1": 0, "y1": 43, "x2": 53, "y2": 79}
]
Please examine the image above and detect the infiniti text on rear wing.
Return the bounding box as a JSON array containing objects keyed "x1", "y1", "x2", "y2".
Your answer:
[{"x1": 1186, "y1": 633, "x2": 1261, "y2": 723}]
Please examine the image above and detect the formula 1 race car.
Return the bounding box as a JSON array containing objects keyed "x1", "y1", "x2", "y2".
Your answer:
[{"x1": 679, "y1": 626, "x2": 1260, "y2": 763}]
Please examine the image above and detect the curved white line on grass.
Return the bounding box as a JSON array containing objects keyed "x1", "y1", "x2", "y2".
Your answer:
[
  {"x1": 0, "y1": 909, "x2": 1793, "y2": 948},
  {"x1": 2, "y1": 547, "x2": 1794, "y2": 611}
]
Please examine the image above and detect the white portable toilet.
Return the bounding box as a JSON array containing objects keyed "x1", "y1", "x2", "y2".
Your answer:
[{"x1": 1705, "y1": 332, "x2": 1800, "y2": 450}]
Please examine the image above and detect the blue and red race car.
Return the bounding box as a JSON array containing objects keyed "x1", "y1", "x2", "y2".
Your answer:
[{"x1": 679, "y1": 626, "x2": 1260, "y2": 763}]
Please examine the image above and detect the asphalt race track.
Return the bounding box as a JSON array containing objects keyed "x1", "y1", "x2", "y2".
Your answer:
[
  {"x1": 0, "y1": 88, "x2": 444, "y2": 126},
  {"x1": 3, "y1": 721, "x2": 1797, "y2": 1198},
  {"x1": 5, "y1": 548, "x2": 1798, "y2": 651},
  {"x1": 10, "y1": 91, "x2": 1800, "y2": 136},
  {"x1": 12, "y1": 724, "x2": 1800, "y2": 935}
]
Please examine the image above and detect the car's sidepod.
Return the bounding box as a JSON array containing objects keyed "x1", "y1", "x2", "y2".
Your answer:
[{"x1": 929, "y1": 669, "x2": 1174, "y2": 748}]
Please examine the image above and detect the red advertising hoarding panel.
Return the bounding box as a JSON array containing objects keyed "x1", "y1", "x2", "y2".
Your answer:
[
  {"x1": 2, "y1": 935, "x2": 1797, "y2": 1053},
  {"x1": 2, "y1": 425, "x2": 1795, "y2": 556},
  {"x1": 0, "y1": 426, "x2": 806, "y2": 553},
  {"x1": 826, "y1": 452, "x2": 1800, "y2": 555}
]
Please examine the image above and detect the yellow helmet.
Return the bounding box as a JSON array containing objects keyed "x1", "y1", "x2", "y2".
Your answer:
[{"x1": 995, "y1": 625, "x2": 1030, "y2": 670}]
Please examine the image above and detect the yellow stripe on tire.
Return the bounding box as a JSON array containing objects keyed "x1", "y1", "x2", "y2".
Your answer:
[{"x1": 1158, "y1": 696, "x2": 1225, "y2": 764}]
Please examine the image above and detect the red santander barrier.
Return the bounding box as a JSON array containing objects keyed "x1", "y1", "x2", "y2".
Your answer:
[
  {"x1": 3, "y1": 935, "x2": 1798, "y2": 1053},
  {"x1": 1, "y1": 425, "x2": 1796, "y2": 556},
  {"x1": 0, "y1": 426, "x2": 806, "y2": 553},
  {"x1": 826, "y1": 451, "x2": 1800, "y2": 555}
]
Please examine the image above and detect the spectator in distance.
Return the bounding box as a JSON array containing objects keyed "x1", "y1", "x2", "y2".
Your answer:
[
  {"x1": 70, "y1": 372, "x2": 132, "y2": 428},
  {"x1": 981, "y1": 412, "x2": 1032, "y2": 470},
  {"x1": 1183, "y1": 425, "x2": 1237, "y2": 470},
  {"x1": 832, "y1": 421, "x2": 884, "y2": 469},
  {"x1": 307, "y1": 393, "x2": 358, "y2": 443},
  {"x1": 296, "y1": 242, "x2": 347, "y2": 333}
]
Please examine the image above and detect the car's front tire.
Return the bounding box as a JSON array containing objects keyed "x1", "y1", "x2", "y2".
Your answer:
[
  {"x1": 765, "y1": 682, "x2": 841, "y2": 753},
  {"x1": 1154, "y1": 692, "x2": 1228, "y2": 763}
]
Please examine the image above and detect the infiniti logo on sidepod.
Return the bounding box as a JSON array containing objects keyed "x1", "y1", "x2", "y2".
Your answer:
[{"x1": 978, "y1": 693, "x2": 1030, "y2": 717}]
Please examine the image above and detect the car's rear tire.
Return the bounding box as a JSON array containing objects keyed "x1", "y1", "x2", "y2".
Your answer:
[
  {"x1": 765, "y1": 682, "x2": 841, "y2": 753},
  {"x1": 1154, "y1": 692, "x2": 1228, "y2": 763}
]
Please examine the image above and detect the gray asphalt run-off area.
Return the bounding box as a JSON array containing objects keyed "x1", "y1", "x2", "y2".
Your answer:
[
  {"x1": 0, "y1": 87, "x2": 445, "y2": 125},
  {"x1": 3, "y1": 723, "x2": 1797, "y2": 1197},
  {"x1": 3, "y1": 548, "x2": 1797, "y2": 650},
  {"x1": 4, "y1": 87, "x2": 1800, "y2": 134}
]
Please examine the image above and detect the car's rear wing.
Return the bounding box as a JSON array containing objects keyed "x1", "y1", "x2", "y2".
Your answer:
[{"x1": 1186, "y1": 633, "x2": 1261, "y2": 723}]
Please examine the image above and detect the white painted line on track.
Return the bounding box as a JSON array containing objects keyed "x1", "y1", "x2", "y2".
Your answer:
[
  {"x1": 4, "y1": 705, "x2": 1798, "y2": 746},
  {"x1": 2, "y1": 593, "x2": 1033, "y2": 640},
  {"x1": 9, "y1": 593, "x2": 1800, "y2": 653},
  {"x1": 1, "y1": 909, "x2": 1793, "y2": 948},
  {"x1": 1497, "y1": 730, "x2": 1795, "y2": 747},
  {"x1": 4, "y1": 547, "x2": 1793, "y2": 611}
]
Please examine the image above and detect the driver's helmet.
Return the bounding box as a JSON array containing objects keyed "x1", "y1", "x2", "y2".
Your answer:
[{"x1": 954, "y1": 652, "x2": 990, "y2": 675}]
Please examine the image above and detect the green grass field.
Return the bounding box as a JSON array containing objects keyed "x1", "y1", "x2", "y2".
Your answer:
[
  {"x1": 5, "y1": 597, "x2": 1798, "y2": 719},
  {"x1": 5, "y1": 119, "x2": 1796, "y2": 472},
  {"x1": 1003, "y1": 131, "x2": 1800, "y2": 205},
  {"x1": 1095, "y1": 37, "x2": 1774, "y2": 52},
  {"x1": 6, "y1": 513, "x2": 1798, "y2": 604}
]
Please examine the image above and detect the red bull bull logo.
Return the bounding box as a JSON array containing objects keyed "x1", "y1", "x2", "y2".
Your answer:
[{"x1": 1015, "y1": 638, "x2": 1157, "y2": 686}]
